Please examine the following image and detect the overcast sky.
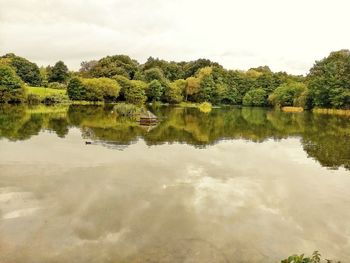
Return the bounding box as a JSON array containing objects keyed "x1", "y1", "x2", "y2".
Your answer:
[{"x1": 1, "y1": 0, "x2": 349, "y2": 75}]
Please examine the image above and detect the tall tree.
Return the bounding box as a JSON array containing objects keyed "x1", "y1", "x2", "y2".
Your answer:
[
  {"x1": 49, "y1": 61, "x2": 69, "y2": 83},
  {"x1": 0, "y1": 64, "x2": 26, "y2": 103},
  {"x1": 1, "y1": 53, "x2": 41, "y2": 86},
  {"x1": 307, "y1": 49, "x2": 350, "y2": 108}
]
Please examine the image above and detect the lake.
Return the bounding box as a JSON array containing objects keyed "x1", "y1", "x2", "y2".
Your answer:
[{"x1": 0, "y1": 104, "x2": 349, "y2": 263}]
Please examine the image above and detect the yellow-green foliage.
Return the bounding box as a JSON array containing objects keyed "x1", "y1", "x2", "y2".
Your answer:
[
  {"x1": 179, "y1": 101, "x2": 213, "y2": 113},
  {"x1": 198, "y1": 102, "x2": 212, "y2": 113},
  {"x1": 185, "y1": 77, "x2": 200, "y2": 96},
  {"x1": 81, "y1": 78, "x2": 121, "y2": 102},
  {"x1": 196, "y1": 66, "x2": 212, "y2": 79},
  {"x1": 268, "y1": 82, "x2": 308, "y2": 108},
  {"x1": 282, "y1": 106, "x2": 304, "y2": 112},
  {"x1": 165, "y1": 79, "x2": 185, "y2": 103}
]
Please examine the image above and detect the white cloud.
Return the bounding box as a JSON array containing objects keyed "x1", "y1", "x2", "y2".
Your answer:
[{"x1": 1, "y1": 0, "x2": 349, "y2": 74}]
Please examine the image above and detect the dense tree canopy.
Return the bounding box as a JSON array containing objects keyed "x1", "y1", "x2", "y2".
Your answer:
[
  {"x1": 0, "y1": 64, "x2": 26, "y2": 103},
  {"x1": 268, "y1": 82, "x2": 308, "y2": 108},
  {"x1": 242, "y1": 88, "x2": 267, "y2": 106},
  {"x1": 89, "y1": 55, "x2": 139, "y2": 79},
  {"x1": 164, "y1": 79, "x2": 185, "y2": 103},
  {"x1": 307, "y1": 50, "x2": 350, "y2": 109},
  {"x1": 1, "y1": 53, "x2": 41, "y2": 86},
  {"x1": 113, "y1": 76, "x2": 147, "y2": 105},
  {"x1": 1, "y1": 50, "x2": 349, "y2": 108}
]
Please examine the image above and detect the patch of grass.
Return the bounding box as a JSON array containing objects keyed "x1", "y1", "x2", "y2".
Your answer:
[
  {"x1": 178, "y1": 102, "x2": 199, "y2": 108},
  {"x1": 26, "y1": 86, "x2": 67, "y2": 99},
  {"x1": 114, "y1": 103, "x2": 141, "y2": 117}
]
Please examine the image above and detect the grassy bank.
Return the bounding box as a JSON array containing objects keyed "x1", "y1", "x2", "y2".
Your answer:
[
  {"x1": 26, "y1": 86, "x2": 104, "y2": 105},
  {"x1": 26, "y1": 86, "x2": 67, "y2": 98}
]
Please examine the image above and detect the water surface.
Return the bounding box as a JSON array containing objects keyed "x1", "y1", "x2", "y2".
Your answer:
[{"x1": 0, "y1": 105, "x2": 349, "y2": 262}]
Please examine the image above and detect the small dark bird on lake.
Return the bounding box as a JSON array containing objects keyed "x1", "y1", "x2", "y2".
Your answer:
[{"x1": 85, "y1": 141, "x2": 92, "y2": 145}]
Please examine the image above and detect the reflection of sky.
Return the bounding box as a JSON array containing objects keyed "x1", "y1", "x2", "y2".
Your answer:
[{"x1": 0, "y1": 130, "x2": 349, "y2": 262}]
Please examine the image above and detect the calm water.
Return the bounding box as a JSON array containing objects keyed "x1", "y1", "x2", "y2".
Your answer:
[{"x1": 0, "y1": 105, "x2": 349, "y2": 263}]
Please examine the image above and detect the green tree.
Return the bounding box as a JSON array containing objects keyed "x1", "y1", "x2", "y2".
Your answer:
[
  {"x1": 268, "y1": 82, "x2": 308, "y2": 107},
  {"x1": 183, "y1": 59, "x2": 221, "y2": 78},
  {"x1": 89, "y1": 55, "x2": 139, "y2": 79},
  {"x1": 242, "y1": 88, "x2": 267, "y2": 106},
  {"x1": 307, "y1": 49, "x2": 350, "y2": 108},
  {"x1": 198, "y1": 74, "x2": 215, "y2": 102},
  {"x1": 49, "y1": 61, "x2": 69, "y2": 83},
  {"x1": 185, "y1": 77, "x2": 200, "y2": 101},
  {"x1": 147, "y1": 80, "x2": 164, "y2": 101},
  {"x1": 164, "y1": 79, "x2": 185, "y2": 103},
  {"x1": 67, "y1": 77, "x2": 120, "y2": 102},
  {"x1": 1, "y1": 53, "x2": 41, "y2": 86},
  {"x1": 143, "y1": 67, "x2": 165, "y2": 83},
  {"x1": 124, "y1": 80, "x2": 147, "y2": 105},
  {"x1": 142, "y1": 57, "x2": 185, "y2": 81},
  {"x1": 39, "y1": 66, "x2": 48, "y2": 87},
  {"x1": 67, "y1": 77, "x2": 85, "y2": 101},
  {"x1": 219, "y1": 84, "x2": 241, "y2": 104},
  {"x1": 82, "y1": 78, "x2": 120, "y2": 102},
  {"x1": 0, "y1": 64, "x2": 26, "y2": 103}
]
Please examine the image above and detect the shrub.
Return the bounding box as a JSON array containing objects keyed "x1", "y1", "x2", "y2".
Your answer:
[
  {"x1": 41, "y1": 94, "x2": 63, "y2": 105},
  {"x1": 242, "y1": 88, "x2": 267, "y2": 106},
  {"x1": 281, "y1": 250, "x2": 340, "y2": 263},
  {"x1": 27, "y1": 94, "x2": 41, "y2": 105},
  {"x1": 0, "y1": 64, "x2": 26, "y2": 103},
  {"x1": 198, "y1": 102, "x2": 212, "y2": 113},
  {"x1": 114, "y1": 103, "x2": 141, "y2": 117},
  {"x1": 67, "y1": 77, "x2": 120, "y2": 102},
  {"x1": 82, "y1": 78, "x2": 120, "y2": 102}
]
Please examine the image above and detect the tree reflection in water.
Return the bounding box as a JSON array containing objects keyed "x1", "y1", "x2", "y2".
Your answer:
[{"x1": 0, "y1": 104, "x2": 349, "y2": 170}]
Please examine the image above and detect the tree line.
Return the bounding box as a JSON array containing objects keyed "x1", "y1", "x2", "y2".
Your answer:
[{"x1": 0, "y1": 50, "x2": 349, "y2": 109}]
